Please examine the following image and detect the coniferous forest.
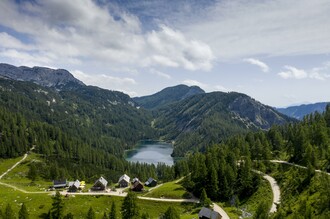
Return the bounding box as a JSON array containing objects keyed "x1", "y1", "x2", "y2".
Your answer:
[{"x1": 0, "y1": 75, "x2": 329, "y2": 218}]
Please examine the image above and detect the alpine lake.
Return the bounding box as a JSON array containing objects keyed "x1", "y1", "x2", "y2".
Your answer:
[{"x1": 125, "y1": 140, "x2": 174, "y2": 166}]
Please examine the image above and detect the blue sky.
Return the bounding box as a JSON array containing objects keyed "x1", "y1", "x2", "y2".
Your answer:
[{"x1": 0, "y1": 0, "x2": 330, "y2": 107}]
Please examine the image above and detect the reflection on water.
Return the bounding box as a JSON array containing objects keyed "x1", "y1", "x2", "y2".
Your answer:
[{"x1": 125, "y1": 141, "x2": 174, "y2": 166}]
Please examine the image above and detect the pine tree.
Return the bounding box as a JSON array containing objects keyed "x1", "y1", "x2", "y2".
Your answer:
[
  {"x1": 207, "y1": 165, "x2": 219, "y2": 200},
  {"x1": 254, "y1": 201, "x2": 269, "y2": 219},
  {"x1": 63, "y1": 213, "x2": 73, "y2": 219},
  {"x1": 5, "y1": 203, "x2": 14, "y2": 219},
  {"x1": 28, "y1": 163, "x2": 38, "y2": 181},
  {"x1": 51, "y1": 191, "x2": 64, "y2": 219},
  {"x1": 200, "y1": 188, "x2": 212, "y2": 207},
  {"x1": 102, "y1": 212, "x2": 108, "y2": 219},
  {"x1": 86, "y1": 207, "x2": 95, "y2": 219},
  {"x1": 109, "y1": 201, "x2": 117, "y2": 219},
  {"x1": 18, "y1": 203, "x2": 29, "y2": 219},
  {"x1": 163, "y1": 206, "x2": 180, "y2": 219},
  {"x1": 141, "y1": 212, "x2": 150, "y2": 219},
  {"x1": 121, "y1": 191, "x2": 139, "y2": 219}
]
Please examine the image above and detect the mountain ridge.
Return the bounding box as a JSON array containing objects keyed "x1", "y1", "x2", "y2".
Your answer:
[
  {"x1": 0, "y1": 63, "x2": 84, "y2": 89},
  {"x1": 0, "y1": 63, "x2": 295, "y2": 157},
  {"x1": 277, "y1": 102, "x2": 329, "y2": 120},
  {"x1": 133, "y1": 84, "x2": 205, "y2": 109},
  {"x1": 153, "y1": 91, "x2": 295, "y2": 156}
]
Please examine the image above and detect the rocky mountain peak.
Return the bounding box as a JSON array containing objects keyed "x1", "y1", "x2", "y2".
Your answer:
[{"x1": 0, "y1": 63, "x2": 84, "y2": 89}]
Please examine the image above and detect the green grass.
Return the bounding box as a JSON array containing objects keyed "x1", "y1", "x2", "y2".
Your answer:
[
  {"x1": 0, "y1": 154, "x2": 199, "y2": 218},
  {"x1": 0, "y1": 153, "x2": 52, "y2": 192},
  {"x1": 142, "y1": 180, "x2": 192, "y2": 199},
  {"x1": 0, "y1": 156, "x2": 23, "y2": 176},
  {"x1": 218, "y1": 204, "x2": 240, "y2": 219},
  {"x1": 0, "y1": 184, "x2": 199, "y2": 218}
]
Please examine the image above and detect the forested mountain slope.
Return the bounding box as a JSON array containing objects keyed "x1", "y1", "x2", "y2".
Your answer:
[
  {"x1": 153, "y1": 91, "x2": 295, "y2": 156},
  {"x1": 277, "y1": 102, "x2": 329, "y2": 120},
  {"x1": 133, "y1": 84, "x2": 205, "y2": 110},
  {"x1": 0, "y1": 77, "x2": 163, "y2": 182}
]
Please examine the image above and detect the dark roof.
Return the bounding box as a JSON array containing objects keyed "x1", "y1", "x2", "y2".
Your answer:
[
  {"x1": 132, "y1": 180, "x2": 144, "y2": 190},
  {"x1": 53, "y1": 179, "x2": 67, "y2": 188},
  {"x1": 198, "y1": 207, "x2": 221, "y2": 219},
  {"x1": 145, "y1": 177, "x2": 157, "y2": 185}
]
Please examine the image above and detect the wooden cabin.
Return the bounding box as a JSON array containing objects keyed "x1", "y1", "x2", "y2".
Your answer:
[
  {"x1": 91, "y1": 176, "x2": 108, "y2": 191},
  {"x1": 145, "y1": 177, "x2": 157, "y2": 187},
  {"x1": 118, "y1": 174, "x2": 130, "y2": 188}
]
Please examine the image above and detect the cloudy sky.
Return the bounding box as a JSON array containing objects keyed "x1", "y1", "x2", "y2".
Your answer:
[{"x1": 0, "y1": 0, "x2": 330, "y2": 107}]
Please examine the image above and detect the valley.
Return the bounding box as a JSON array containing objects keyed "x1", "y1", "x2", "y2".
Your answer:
[{"x1": 0, "y1": 63, "x2": 329, "y2": 218}]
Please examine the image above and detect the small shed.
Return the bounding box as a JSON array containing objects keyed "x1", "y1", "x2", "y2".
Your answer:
[
  {"x1": 145, "y1": 177, "x2": 157, "y2": 187},
  {"x1": 118, "y1": 174, "x2": 130, "y2": 188},
  {"x1": 91, "y1": 176, "x2": 108, "y2": 191},
  {"x1": 68, "y1": 180, "x2": 80, "y2": 192},
  {"x1": 198, "y1": 207, "x2": 222, "y2": 219},
  {"x1": 131, "y1": 180, "x2": 144, "y2": 192},
  {"x1": 53, "y1": 179, "x2": 67, "y2": 189}
]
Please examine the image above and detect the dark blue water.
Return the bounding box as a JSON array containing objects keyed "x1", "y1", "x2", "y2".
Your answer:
[{"x1": 125, "y1": 141, "x2": 174, "y2": 166}]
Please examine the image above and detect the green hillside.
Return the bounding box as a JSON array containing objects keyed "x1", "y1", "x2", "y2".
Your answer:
[{"x1": 153, "y1": 91, "x2": 294, "y2": 156}]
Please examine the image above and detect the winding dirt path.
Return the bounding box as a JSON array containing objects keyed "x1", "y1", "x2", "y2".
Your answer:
[
  {"x1": 253, "y1": 170, "x2": 280, "y2": 214},
  {"x1": 0, "y1": 148, "x2": 230, "y2": 218},
  {"x1": 0, "y1": 146, "x2": 35, "y2": 179},
  {"x1": 269, "y1": 160, "x2": 330, "y2": 176},
  {"x1": 213, "y1": 203, "x2": 230, "y2": 219}
]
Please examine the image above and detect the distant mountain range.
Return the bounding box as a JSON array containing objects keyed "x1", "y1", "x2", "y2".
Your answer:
[
  {"x1": 0, "y1": 63, "x2": 295, "y2": 157},
  {"x1": 277, "y1": 102, "x2": 329, "y2": 120}
]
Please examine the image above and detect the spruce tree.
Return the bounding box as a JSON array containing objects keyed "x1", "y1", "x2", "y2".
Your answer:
[
  {"x1": 28, "y1": 163, "x2": 38, "y2": 181},
  {"x1": 5, "y1": 203, "x2": 14, "y2": 219},
  {"x1": 109, "y1": 201, "x2": 117, "y2": 219},
  {"x1": 121, "y1": 191, "x2": 139, "y2": 219},
  {"x1": 102, "y1": 212, "x2": 108, "y2": 219},
  {"x1": 163, "y1": 206, "x2": 180, "y2": 219},
  {"x1": 18, "y1": 203, "x2": 29, "y2": 219},
  {"x1": 141, "y1": 212, "x2": 150, "y2": 219},
  {"x1": 51, "y1": 191, "x2": 64, "y2": 219},
  {"x1": 254, "y1": 201, "x2": 269, "y2": 219},
  {"x1": 63, "y1": 213, "x2": 74, "y2": 219},
  {"x1": 86, "y1": 207, "x2": 95, "y2": 219},
  {"x1": 200, "y1": 188, "x2": 212, "y2": 207}
]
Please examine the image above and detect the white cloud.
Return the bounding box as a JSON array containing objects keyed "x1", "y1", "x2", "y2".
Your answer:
[
  {"x1": 278, "y1": 66, "x2": 308, "y2": 79},
  {"x1": 181, "y1": 0, "x2": 330, "y2": 59},
  {"x1": 149, "y1": 69, "x2": 171, "y2": 79},
  {"x1": 0, "y1": 0, "x2": 214, "y2": 71},
  {"x1": 214, "y1": 85, "x2": 228, "y2": 92},
  {"x1": 144, "y1": 25, "x2": 214, "y2": 70},
  {"x1": 71, "y1": 70, "x2": 137, "y2": 92},
  {"x1": 0, "y1": 49, "x2": 54, "y2": 66},
  {"x1": 243, "y1": 58, "x2": 270, "y2": 72},
  {"x1": 0, "y1": 32, "x2": 33, "y2": 50},
  {"x1": 182, "y1": 79, "x2": 208, "y2": 90},
  {"x1": 278, "y1": 63, "x2": 330, "y2": 80}
]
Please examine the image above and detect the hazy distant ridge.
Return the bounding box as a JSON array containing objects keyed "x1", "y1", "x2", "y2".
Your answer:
[{"x1": 277, "y1": 102, "x2": 329, "y2": 120}]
